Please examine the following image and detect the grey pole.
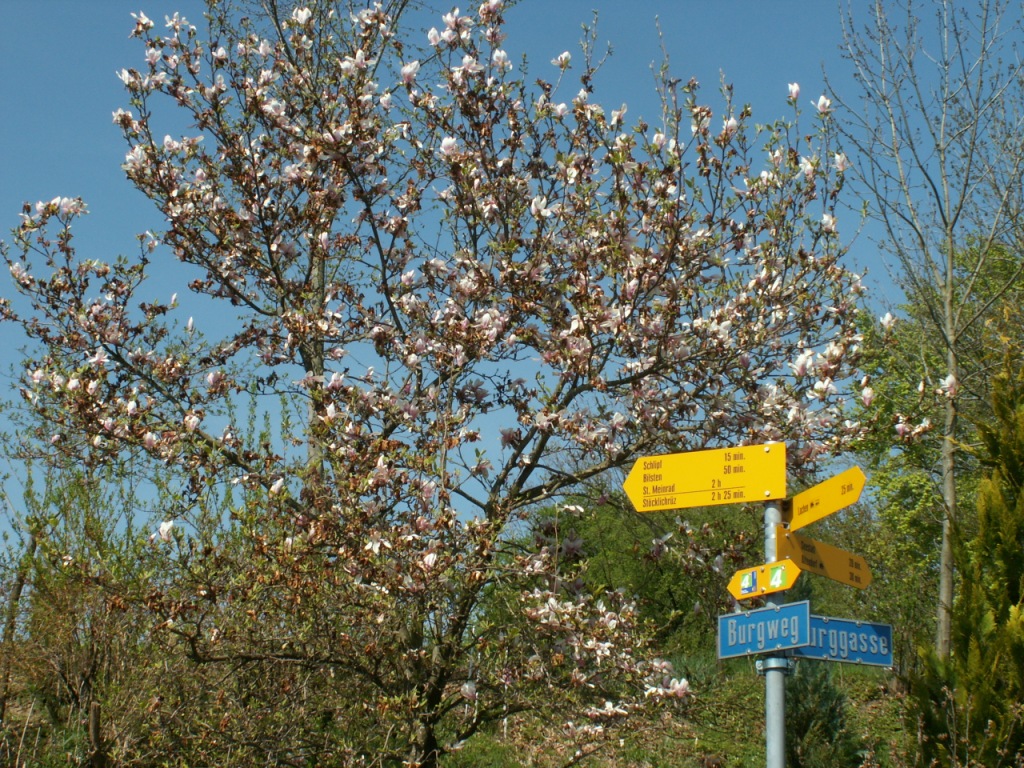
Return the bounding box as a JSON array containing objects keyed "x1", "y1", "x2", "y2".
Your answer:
[{"x1": 763, "y1": 499, "x2": 786, "y2": 768}]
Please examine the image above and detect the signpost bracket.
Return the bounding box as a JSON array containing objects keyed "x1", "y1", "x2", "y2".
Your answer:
[{"x1": 756, "y1": 657, "x2": 795, "y2": 677}]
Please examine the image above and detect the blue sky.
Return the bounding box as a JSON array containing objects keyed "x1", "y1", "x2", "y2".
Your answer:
[{"x1": 0, "y1": 1, "x2": 872, "y2": 281}]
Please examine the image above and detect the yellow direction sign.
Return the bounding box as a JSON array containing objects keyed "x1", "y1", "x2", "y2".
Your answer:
[
  {"x1": 784, "y1": 466, "x2": 866, "y2": 531},
  {"x1": 776, "y1": 527, "x2": 872, "y2": 589},
  {"x1": 623, "y1": 443, "x2": 787, "y2": 513},
  {"x1": 727, "y1": 560, "x2": 802, "y2": 601}
]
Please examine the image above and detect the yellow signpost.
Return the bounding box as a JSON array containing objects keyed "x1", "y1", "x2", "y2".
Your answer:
[
  {"x1": 775, "y1": 526, "x2": 872, "y2": 589},
  {"x1": 622, "y1": 442, "x2": 787, "y2": 513},
  {"x1": 727, "y1": 560, "x2": 802, "y2": 601},
  {"x1": 784, "y1": 466, "x2": 866, "y2": 531}
]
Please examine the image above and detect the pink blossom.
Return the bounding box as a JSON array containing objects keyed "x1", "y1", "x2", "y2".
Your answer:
[
  {"x1": 87, "y1": 347, "x2": 109, "y2": 367},
  {"x1": 815, "y1": 94, "x2": 832, "y2": 114},
  {"x1": 788, "y1": 82, "x2": 800, "y2": 100},
  {"x1": 551, "y1": 51, "x2": 571, "y2": 70},
  {"x1": 427, "y1": 27, "x2": 441, "y2": 46},
  {"x1": 880, "y1": 312, "x2": 896, "y2": 331},
  {"x1": 460, "y1": 681, "x2": 477, "y2": 701},
  {"x1": 131, "y1": 11, "x2": 154, "y2": 35},
  {"x1": 861, "y1": 386, "x2": 875, "y2": 407},
  {"x1": 821, "y1": 213, "x2": 837, "y2": 233},
  {"x1": 270, "y1": 477, "x2": 285, "y2": 495},
  {"x1": 397, "y1": 60, "x2": 417, "y2": 84},
  {"x1": 790, "y1": 349, "x2": 814, "y2": 377},
  {"x1": 439, "y1": 136, "x2": 458, "y2": 157},
  {"x1": 530, "y1": 195, "x2": 554, "y2": 218},
  {"x1": 492, "y1": 49, "x2": 510, "y2": 71},
  {"x1": 666, "y1": 678, "x2": 690, "y2": 698},
  {"x1": 158, "y1": 520, "x2": 174, "y2": 542},
  {"x1": 940, "y1": 373, "x2": 958, "y2": 398},
  {"x1": 291, "y1": 7, "x2": 312, "y2": 25},
  {"x1": 833, "y1": 152, "x2": 850, "y2": 172}
]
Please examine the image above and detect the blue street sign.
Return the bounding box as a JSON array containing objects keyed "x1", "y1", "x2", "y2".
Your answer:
[
  {"x1": 718, "y1": 601, "x2": 811, "y2": 659},
  {"x1": 790, "y1": 615, "x2": 893, "y2": 666}
]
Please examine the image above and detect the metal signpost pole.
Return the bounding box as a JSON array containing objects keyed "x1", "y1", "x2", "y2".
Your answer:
[{"x1": 762, "y1": 499, "x2": 787, "y2": 768}]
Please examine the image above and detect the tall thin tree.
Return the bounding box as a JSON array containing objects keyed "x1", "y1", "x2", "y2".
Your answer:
[{"x1": 835, "y1": 0, "x2": 1024, "y2": 658}]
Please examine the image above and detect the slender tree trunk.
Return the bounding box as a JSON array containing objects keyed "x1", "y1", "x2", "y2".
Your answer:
[
  {"x1": 936, "y1": 346, "x2": 958, "y2": 658},
  {"x1": 937, "y1": 403, "x2": 957, "y2": 658},
  {"x1": 0, "y1": 533, "x2": 36, "y2": 726},
  {"x1": 936, "y1": 238, "x2": 959, "y2": 659}
]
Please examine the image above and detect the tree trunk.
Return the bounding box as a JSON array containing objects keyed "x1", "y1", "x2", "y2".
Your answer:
[
  {"x1": 0, "y1": 533, "x2": 36, "y2": 726},
  {"x1": 936, "y1": 384, "x2": 958, "y2": 658}
]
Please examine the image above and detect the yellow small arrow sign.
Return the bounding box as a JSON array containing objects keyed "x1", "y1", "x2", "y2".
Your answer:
[
  {"x1": 776, "y1": 527, "x2": 872, "y2": 589},
  {"x1": 784, "y1": 466, "x2": 866, "y2": 531},
  {"x1": 623, "y1": 442, "x2": 787, "y2": 513},
  {"x1": 727, "y1": 560, "x2": 802, "y2": 601}
]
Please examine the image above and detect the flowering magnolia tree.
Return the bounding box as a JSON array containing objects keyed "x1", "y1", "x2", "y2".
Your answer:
[{"x1": 2, "y1": 1, "x2": 863, "y2": 764}]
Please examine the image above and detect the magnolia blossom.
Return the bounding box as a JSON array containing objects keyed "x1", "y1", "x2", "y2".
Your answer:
[
  {"x1": 158, "y1": 520, "x2": 174, "y2": 542},
  {"x1": 815, "y1": 94, "x2": 832, "y2": 114},
  {"x1": 861, "y1": 386, "x2": 875, "y2": 407},
  {"x1": 551, "y1": 51, "x2": 571, "y2": 69},
  {"x1": 530, "y1": 195, "x2": 554, "y2": 218},
  {"x1": 439, "y1": 136, "x2": 458, "y2": 157},
  {"x1": 291, "y1": 7, "x2": 312, "y2": 25},
  {"x1": 880, "y1": 312, "x2": 896, "y2": 331},
  {"x1": 400, "y1": 60, "x2": 420, "y2": 85},
  {"x1": 87, "y1": 347, "x2": 109, "y2": 367},
  {"x1": 833, "y1": 152, "x2": 850, "y2": 172},
  {"x1": 939, "y1": 373, "x2": 958, "y2": 398},
  {"x1": 821, "y1": 213, "x2": 837, "y2": 233},
  {"x1": 722, "y1": 116, "x2": 738, "y2": 135},
  {"x1": 492, "y1": 49, "x2": 510, "y2": 71},
  {"x1": 788, "y1": 82, "x2": 800, "y2": 100}
]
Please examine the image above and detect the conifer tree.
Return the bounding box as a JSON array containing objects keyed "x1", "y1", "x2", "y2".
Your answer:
[{"x1": 911, "y1": 362, "x2": 1024, "y2": 766}]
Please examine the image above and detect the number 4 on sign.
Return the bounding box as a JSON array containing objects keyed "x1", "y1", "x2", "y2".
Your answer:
[{"x1": 727, "y1": 560, "x2": 802, "y2": 601}]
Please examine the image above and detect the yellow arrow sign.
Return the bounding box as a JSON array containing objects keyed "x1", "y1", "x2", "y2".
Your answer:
[
  {"x1": 623, "y1": 443, "x2": 787, "y2": 513},
  {"x1": 727, "y1": 560, "x2": 802, "y2": 601},
  {"x1": 784, "y1": 466, "x2": 866, "y2": 531},
  {"x1": 776, "y1": 527, "x2": 872, "y2": 589}
]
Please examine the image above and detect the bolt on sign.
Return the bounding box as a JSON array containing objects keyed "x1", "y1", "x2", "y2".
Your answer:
[{"x1": 623, "y1": 442, "x2": 787, "y2": 513}]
